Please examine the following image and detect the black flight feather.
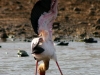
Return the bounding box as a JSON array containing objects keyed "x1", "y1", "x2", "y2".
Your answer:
[{"x1": 30, "y1": 0, "x2": 51, "y2": 34}]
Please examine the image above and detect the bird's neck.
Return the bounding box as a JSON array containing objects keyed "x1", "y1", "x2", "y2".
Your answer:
[
  {"x1": 38, "y1": 30, "x2": 49, "y2": 41},
  {"x1": 38, "y1": 59, "x2": 50, "y2": 75}
]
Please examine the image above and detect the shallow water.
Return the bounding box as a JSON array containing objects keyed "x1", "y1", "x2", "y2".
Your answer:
[{"x1": 0, "y1": 39, "x2": 100, "y2": 75}]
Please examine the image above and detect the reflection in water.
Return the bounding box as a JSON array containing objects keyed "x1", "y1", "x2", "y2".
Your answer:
[{"x1": 0, "y1": 41, "x2": 100, "y2": 75}]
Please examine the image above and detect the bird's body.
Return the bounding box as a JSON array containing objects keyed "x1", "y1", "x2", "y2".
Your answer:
[
  {"x1": 31, "y1": 36, "x2": 63, "y2": 75},
  {"x1": 31, "y1": 0, "x2": 63, "y2": 75},
  {"x1": 31, "y1": 37, "x2": 56, "y2": 61}
]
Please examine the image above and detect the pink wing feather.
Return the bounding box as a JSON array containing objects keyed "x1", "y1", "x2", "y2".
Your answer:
[{"x1": 38, "y1": 0, "x2": 58, "y2": 41}]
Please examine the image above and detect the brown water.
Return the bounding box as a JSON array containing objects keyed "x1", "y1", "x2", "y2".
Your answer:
[{"x1": 0, "y1": 39, "x2": 100, "y2": 75}]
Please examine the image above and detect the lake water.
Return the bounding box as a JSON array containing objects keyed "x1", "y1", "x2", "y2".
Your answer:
[{"x1": 0, "y1": 38, "x2": 100, "y2": 75}]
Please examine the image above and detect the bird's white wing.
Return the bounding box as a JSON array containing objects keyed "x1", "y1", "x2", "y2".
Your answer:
[{"x1": 31, "y1": 38, "x2": 40, "y2": 51}]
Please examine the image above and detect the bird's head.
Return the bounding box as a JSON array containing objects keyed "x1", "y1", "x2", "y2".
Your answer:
[
  {"x1": 38, "y1": 59, "x2": 50, "y2": 75},
  {"x1": 38, "y1": 63, "x2": 45, "y2": 75}
]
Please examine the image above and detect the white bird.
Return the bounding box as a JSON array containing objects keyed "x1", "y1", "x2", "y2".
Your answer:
[
  {"x1": 31, "y1": 35, "x2": 63, "y2": 75},
  {"x1": 31, "y1": 0, "x2": 63, "y2": 75}
]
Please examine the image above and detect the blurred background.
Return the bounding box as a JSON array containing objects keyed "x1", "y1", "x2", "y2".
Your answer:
[
  {"x1": 0, "y1": 0, "x2": 100, "y2": 75},
  {"x1": 0, "y1": 0, "x2": 100, "y2": 42}
]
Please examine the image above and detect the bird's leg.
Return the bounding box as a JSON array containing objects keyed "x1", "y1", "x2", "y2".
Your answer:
[
  {"x1": 35, "y1": 60, "x2": 38, "y2": 75},
  {"x1": 56, "y1": 61, "x2": 63, "y2": 75}
]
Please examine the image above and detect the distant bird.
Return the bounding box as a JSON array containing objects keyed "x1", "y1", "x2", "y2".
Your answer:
[{"x1": 31, "y1": 0, "x2": 63, "y2": 75}]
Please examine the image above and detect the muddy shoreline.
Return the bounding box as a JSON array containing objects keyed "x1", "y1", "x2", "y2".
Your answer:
[{"x1": 0, "y1": 0, "x2": 100, "y2": 41}]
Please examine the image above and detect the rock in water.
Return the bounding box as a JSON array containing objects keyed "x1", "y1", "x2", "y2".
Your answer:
[{"x1": 17, "y1": 50, "x2": 29, "y2": 57}]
